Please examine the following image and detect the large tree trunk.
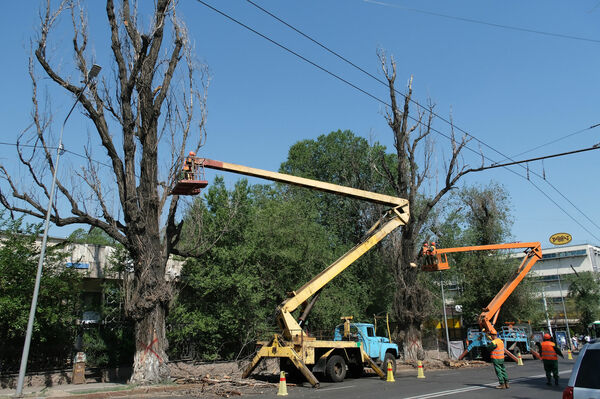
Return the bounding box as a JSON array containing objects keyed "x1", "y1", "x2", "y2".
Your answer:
[
  {"x1": 126, "y1": 236, "x2": 173, "y2": 383},
  {"x1": 402, "y1": 324, "x2": 424, "y2": 360},
  {"x1": 130, "y1": 304, "x2": 170, "y2": 383}
]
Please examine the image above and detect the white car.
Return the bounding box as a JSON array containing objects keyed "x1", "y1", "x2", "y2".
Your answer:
[{"x1": 563, "y1": 341, "x2": 600, "y2": 399}]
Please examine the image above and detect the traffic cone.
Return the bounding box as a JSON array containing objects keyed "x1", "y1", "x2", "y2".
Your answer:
[
  {"x1": 277, "y1": 371, "x2": 288, "y2": 396},
  {"x1": 568, "y1": 349, "x2": 573, "y2": 360},
  {"x1": 386, "y1": 361, "x2": 395, "y2": 382},
  {"x1": 417, "y1": 360, "x2": 426, "y2": 379},
  {"x1": 517, "y1": 352, "x2": 523, "y2": 366}
]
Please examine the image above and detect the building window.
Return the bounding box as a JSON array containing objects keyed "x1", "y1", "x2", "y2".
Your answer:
[
  {"x1": 537, "y1": 274, "x2": 559, "y2": 282},
  {"x1": 542, "y1": 249, "x2": 586, "y2": 260},
  {"x1": 66, "y1": 262, "x2": 90, "y2": 269}
]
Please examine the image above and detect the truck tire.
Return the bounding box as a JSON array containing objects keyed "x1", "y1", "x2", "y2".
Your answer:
[
  {"x1": 382, "y1": 353, "x2": 396, "y2": 375},
  {"x1": 326, "y1": 355, "x2": 347, "y2": 382}
]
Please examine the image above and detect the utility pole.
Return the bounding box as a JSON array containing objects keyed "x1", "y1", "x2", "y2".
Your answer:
[
  {"x1": 542, "y1": 288, "x2": 553, "y2": 336},
  {"x1": 15, "y1": 65, "x2": 101, "y2": 397},
  {"x1": 440, "y1": 271, "x2": 452, "y2": 358}
]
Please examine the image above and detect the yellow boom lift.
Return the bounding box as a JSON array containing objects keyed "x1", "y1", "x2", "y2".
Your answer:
[{"x1": 173, "y1": 155, "x2": 410, "y2": 387}]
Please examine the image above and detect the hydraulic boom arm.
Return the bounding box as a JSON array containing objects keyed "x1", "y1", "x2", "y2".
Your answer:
[
  {"x1": 199, "y1": 158, "x2": 408, "y2": 208},
  {"x1": 423, "y1": 242, "x2": 542, "y2": 334},
  {"x1": 179, "y1": 155, "x2": 410, "y2": 341}
]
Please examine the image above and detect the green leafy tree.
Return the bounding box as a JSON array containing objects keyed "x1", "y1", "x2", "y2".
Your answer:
[
  {"x1": 280, "y1": 130, "x2": 393, "y2": 243},
  {"x1": 169, "y1": 178, "x2": 263, "y2": 360},
  {"x1": 67, "y1": 227, "x2": 117, "y2": 246},
  {"x1": 171, "y1": 157, "x2": 392, "y2": 360},
  {"x1": 0, "y1": 213, "x2": 82, "y2": 371},
  {"x1": 279, "y1": 130, "x2": 395, "y2": 319},
  {"x1": 567, "y1": 272, "x2": 600, "y2": 333}
]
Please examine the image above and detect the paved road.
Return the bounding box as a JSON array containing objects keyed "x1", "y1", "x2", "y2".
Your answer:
[{"x1": 254, "y1": 356, "x2": 575, "y2": 399}]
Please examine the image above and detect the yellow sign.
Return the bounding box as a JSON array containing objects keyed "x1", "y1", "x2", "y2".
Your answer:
[{"x1": 549, "y1": 233, "x2": 572, "y2": 245}]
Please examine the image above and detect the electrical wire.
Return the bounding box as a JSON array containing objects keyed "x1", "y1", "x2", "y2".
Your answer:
[
  {"x1": 0, "y1": 141, "x2": 114, "y2": 169},
  {"x1": 246, "y1": 0, "x2": 600, "y2": 177},
  {"x1": 509, "y1": 123, "x2": 600, "y2": 159},
  {"x1": 364, "y1": 0, "x2": 600, "y2": 45},
  {"x1": 238, "y1": 0, "x2": 600, "y2": 236},
  {"x1": 196, "y1": 1, "x2": 600, "y2": 238},
  {"x1": 468, "y1": 143, "x2": 600, "y2": 172}
]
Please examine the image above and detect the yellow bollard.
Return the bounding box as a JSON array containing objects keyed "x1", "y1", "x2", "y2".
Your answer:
[
  {"x1": 517, "y1": 352, "x2": 523, "y2": 366},
  {"x1": 386, "y1": 361, "x2": 395, "y2": 382},
  {"x1": 277, "y1": 371, "x2": 288, "y2": 396},
  {"x1": 568, "y1": 349, "x2": 573, "y2": 360},
  {"x1": 417, "y1": 360, "x2": 426, "y2": 379}
]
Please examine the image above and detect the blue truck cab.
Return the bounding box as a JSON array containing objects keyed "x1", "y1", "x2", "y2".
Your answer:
[{"x1": 333, "y1": 322, "x2": 399, "y2": 373}]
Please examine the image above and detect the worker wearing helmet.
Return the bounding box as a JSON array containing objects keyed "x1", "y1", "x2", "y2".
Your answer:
[
  {"x1": 486, "y1": 332, "x2": 509, "y2": 389},
  {"x1": 182, "y1": 152, "x2": 196, "y2": 180},
  {"x1": 540, "y1": 333, "x2": 563, "y2": 386}
]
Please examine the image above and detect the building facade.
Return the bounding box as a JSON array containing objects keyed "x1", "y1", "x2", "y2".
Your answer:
[
  {"x1": 43, "y1": 237, "x2": 183, "y2": 323},
  {"x1": 528, "y1": 243, "x2": 600, "y2": 328}
]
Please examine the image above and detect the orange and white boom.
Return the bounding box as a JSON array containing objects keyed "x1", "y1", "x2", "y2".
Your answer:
[{"x1": 421, "y1": 242, "x2": 542, "y2": 335}]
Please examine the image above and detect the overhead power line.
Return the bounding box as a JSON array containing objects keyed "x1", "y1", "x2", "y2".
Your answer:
[
  {"x1": 0, "y1": 141, "x2": 114, "y2": 169},
  {"x1": 195, "y1": 0, "x2": 600, "y2": 240},
  {"x1": 468, "y1": 143, "x2": 600, "y2": 172},
  {"x1": 364, "y1": 0, "x2": 600, "y2": 45},
  {"x1": 509, "y1": 123, "x2": 600, "y2": 159},
  {"x1": 240, "y1": 0, "x2": 600, "y2": 236}
]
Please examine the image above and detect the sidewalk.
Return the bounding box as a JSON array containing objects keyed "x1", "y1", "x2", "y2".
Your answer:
[{"x1": 0, "y1": 382, "x2": 192, "y2": 398}]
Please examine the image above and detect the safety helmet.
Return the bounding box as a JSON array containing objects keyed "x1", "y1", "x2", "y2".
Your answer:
[
  {"x1": 431, "y1": 242, "x2": 436, "y2": 246},
  {"x1": 189, "y1": 151, "x2": 196, "y2": 157},
  {"x1": 543, "y1": 333, "x2": 551, "y2": 340}
]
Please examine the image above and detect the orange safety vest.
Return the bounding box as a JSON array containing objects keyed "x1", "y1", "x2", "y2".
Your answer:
[
  {"x1": 541, "y1": 341, "x2": 558, "y2": 360},
  {"x1": 491, "y1": 338, "x2": 505, "y2": 359}
]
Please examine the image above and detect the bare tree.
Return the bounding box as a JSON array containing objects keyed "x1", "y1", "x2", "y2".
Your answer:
[
  {"x1": 375, "y1": 52, "x2": 470, "y2": 359},
  {"x1": 0, "y1": 0, "x2": 208, "y2": 383}
]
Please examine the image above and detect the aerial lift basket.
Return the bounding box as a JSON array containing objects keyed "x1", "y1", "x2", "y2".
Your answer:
[{"x1": 172, "y1": 154, "x2": 208, "y2": 195}]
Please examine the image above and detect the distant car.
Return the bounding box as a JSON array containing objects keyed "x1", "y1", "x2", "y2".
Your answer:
[{"x1": 563, "y1": 340, "x2": 600, "y2": 399}]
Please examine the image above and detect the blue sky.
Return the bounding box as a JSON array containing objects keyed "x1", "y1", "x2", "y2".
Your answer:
[{"x1": 1, "y1": 1, "x2": 599, "y2": 247}]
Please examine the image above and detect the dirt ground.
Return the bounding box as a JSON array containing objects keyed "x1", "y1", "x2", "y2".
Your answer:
[{"x1": 1, "y1": 357, "x2": 489, "y2": 398}]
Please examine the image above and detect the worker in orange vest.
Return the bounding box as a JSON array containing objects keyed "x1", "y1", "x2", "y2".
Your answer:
[
  {"x1": 486, "y1": 332, "x2": 509, "y2": 389},
  {"x1": 540, "y1": 333, "x2": 563, "y2": 386},
  {"x1": 487, "y1": 332, "x2": 509, "y2": 389},
  {"x1": 182, "y1": 151, "x2": 196, "y2": 180}
]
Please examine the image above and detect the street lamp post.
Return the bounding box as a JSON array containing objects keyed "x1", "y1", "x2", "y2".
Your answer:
[
  {"x1": 542, "y1": 287, "x2": 553, "y2": 336},
  {"x1": 440, "y1": 271, "x2": 452, "y2": 358},
  {"x1": 557, "y1": 271, "x2": 572, "y2": 349},
  {"x1": 15, "y1": 65, "x2": 101, "y2": 397}
]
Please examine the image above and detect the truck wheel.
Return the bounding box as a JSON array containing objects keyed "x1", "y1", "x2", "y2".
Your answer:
[
  {"x1": 326, "y1": 355, "x2": 347, "y2": 382},
  {"x1": 382, "y1": 353, "x2": 396, "y2": 375}
]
